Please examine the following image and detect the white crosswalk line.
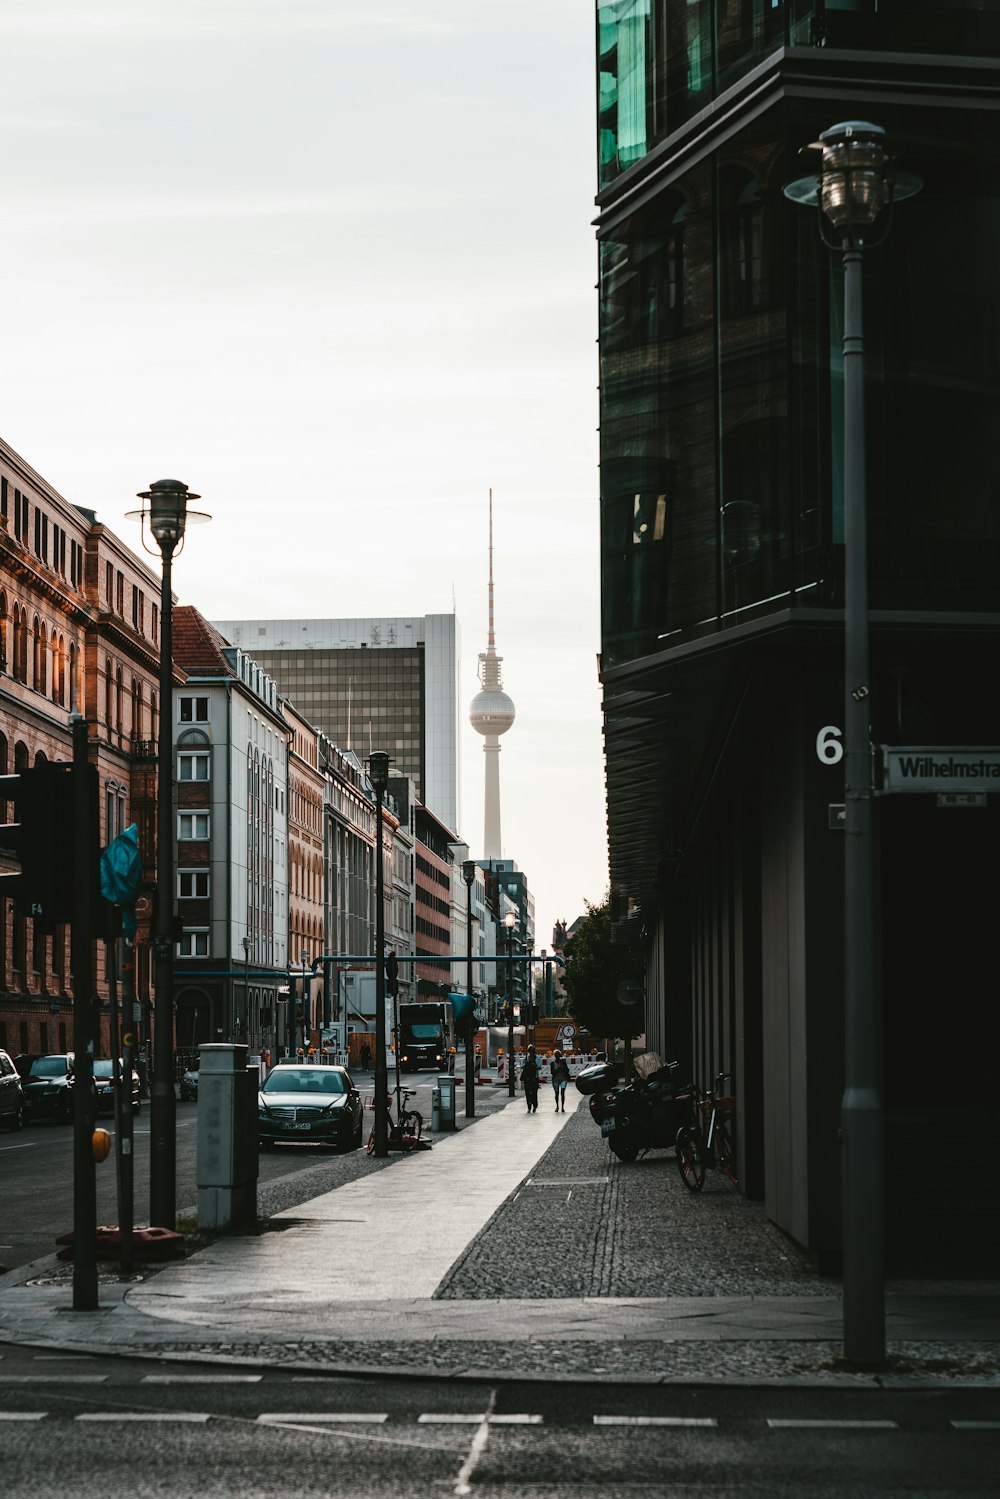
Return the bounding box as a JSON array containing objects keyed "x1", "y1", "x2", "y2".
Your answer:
[
  {"x1": 951, "y1": 1420, "x2": 1000, "y2": 1430},
  {"x1": 0, "y1": 1412, "x2": 47, "y2": 1421},
  {"x1": 594, "y1": 1415, "x2": 717, "y2": 1427},
  {"x1": 766, "y1": 1419, "x2": 898, "y2": 1430},
  {"x1": 3, "y1": 1376, "x2": 107, "y2": 1385},
  {"x1": 141, "y1": 1374, "x2": 263, "y2": 1384},
  {"x1": 418, "y1": 1413, "x2": 542, "y2": 1425},
  {"x1": 258, "y1": 1413, "x2": 389, "y2": 1425},
  {"x1": 75, "y1": 1412, "x2": 211, "y2": 1423}
]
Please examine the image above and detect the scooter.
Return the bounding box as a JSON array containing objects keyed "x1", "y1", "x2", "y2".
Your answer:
[{"x1": 576, "y1": 1057, "x2": 684, "y2": 1162}]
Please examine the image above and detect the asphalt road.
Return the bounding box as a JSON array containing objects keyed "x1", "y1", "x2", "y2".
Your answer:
[
  {"x1": 0, "y1": 1346, "x2": 996, "y2": 1498},
  {"x1": 0, "y1": 1073, "x2": 440, "y2": 1272}
]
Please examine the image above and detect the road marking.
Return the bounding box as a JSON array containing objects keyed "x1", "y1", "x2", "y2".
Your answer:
[
  {"x1": 141, "y1": 1374, "x2": 263, "y2": 1384},
  {"x1": 0, "y1": 1412, "x2": 47, "y2": 1421},
  {"x1": 419, "y1": 1413, "x2": 542, "y2": 1426},
  {"x1": 2, "y1": 1375, "x2": 108, "y2": 1385},
  {"x1": 258, "y1": 1413, "x2": 389, "y2": 1424},
  {"x1": 75, "y1": 1412, "x2": 211, "y2": 1423},
  {"x1": 0, "y1": 1143, "x2": 35, "y2": 1152},
  {"x1": 594, "y1": 1415, "x2": 718, "y2": 1427},
  {"x1": 766, "y1": 1419, "x2": 898, "y2": 1430},
  {"x1": 951, "y1": 1420, "x2": 1000, "y2": 1430}
]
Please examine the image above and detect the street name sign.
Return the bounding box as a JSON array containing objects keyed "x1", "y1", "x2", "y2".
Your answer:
[{"x1": 881, "y1": 746, "x2": 1000, "y2": 794}]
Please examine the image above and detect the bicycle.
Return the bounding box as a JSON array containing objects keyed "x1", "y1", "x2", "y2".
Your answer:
[
  {"x1": 675, "y1": 1072, "x2": 737, "y2": 1191},
  {"x1": 365, "y1": 1087, "x2": 425, "y2": 1154}
]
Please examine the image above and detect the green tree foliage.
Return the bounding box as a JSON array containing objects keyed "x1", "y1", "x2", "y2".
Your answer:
[{"x1": 562, "y1": 894, "x2": 644, "y2": 1039}]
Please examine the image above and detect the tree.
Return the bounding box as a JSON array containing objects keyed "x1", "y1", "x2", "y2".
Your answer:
[{"x1": 562, "y1": 894, "x2": 644, "y2": 1040}]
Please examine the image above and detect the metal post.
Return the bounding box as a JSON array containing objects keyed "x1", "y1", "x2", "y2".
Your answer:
[
  {"x1": 71, "y1": 715, "x2": 97, "y2": 1310},
  {"x1": 150, "y1": 529, "x2": 177, "y2": 1230},
  {"x1": 841, "y1": 239, "x2": 884, "y2": 1365},
  {"x1": 463, "y1": 861, "x2": 475, "y2": 1119},
  {"x1": 370, "y1": 756, "x2": 389, "y2": 1156},
  {"x1": 506, "y1": 929, "x2": 516, "y2": 1099}
]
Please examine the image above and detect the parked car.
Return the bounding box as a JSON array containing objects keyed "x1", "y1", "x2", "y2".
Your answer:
[
  {"x1": 179, "y1": 1064, "x2": 199, "y2": 1101},
  {"x1": 22, "y1": 1054, "x2": 75, "y2": 1123},
  {"x1": 0, "y1": 1048, "x2": 25, "y2": 1131},
  {"x1": 258, "y1": 1064, "x2": 363, "y2": 1152},
  {"x1": 92, "y1": 1059, "x2": 141, "y2": 1116}
]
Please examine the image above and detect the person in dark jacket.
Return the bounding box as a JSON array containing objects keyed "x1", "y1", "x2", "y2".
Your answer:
[
  {"x1": 521, "y1": 1045, "x2": 540, "y2": 1113},
  {"x1": 550, "y1": 1049, "x2": 571, "y2": 1112}
]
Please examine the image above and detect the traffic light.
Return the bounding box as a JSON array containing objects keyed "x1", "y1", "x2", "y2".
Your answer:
[
  {"x1": 0, "y1": 762, "x2": 98, "y2": 932},
  {"x1": 451, "y1": 990, "x2": 476, "y2": 1039},
  {"x1": 385, "y1": 951, "x2": 399, "y2": 997}
]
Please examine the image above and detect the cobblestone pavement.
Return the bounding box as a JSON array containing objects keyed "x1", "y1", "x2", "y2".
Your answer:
[{"x1": 436, "y1": 1103, "x2": 829, "y2": 1301}]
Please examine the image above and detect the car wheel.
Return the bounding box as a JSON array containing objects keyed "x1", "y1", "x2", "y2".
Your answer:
[{"x1": 350, "y1": 1117, "x2": 364, "y2": 1150}]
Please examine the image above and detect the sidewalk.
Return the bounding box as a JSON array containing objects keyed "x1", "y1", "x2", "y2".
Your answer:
[{"x1": 1, "y1": 1092, "x2": 997, "y2": 1387}]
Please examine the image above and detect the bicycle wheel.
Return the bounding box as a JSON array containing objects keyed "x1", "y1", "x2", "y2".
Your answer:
[
  {"x1": 715, "y1": 1120, "x2": 738, "y2": 1186},
  {"x1": 401, "y1": 1108, "x2": 422, "y2": 1142},
  {"x1": 675, "y1": 1126, "x2": 706, "y2": 1191},
  {"x1": 365, "y1": 1128, "x2": 376, "y2": 1156}
]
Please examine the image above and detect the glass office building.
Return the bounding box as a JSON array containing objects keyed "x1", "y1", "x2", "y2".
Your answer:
[{"x1": 598, "y1": 3, "x2": 1000, "y2": 1269}]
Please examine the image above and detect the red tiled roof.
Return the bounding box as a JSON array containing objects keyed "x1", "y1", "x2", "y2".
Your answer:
[{"x1": 173, "y1": 606, "x2": 236, "y2": 677}]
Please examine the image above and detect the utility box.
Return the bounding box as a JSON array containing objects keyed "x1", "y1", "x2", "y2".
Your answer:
[
  {"x1": 436, "y1": 1073, "x2": 456, "y2": 1130},
  {"x1": 196, "y1": 1043, "x2": 259, "y2": 1230}
]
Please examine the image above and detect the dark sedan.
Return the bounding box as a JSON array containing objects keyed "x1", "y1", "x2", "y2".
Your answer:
[
  {"x1": 258, "y1": 1064, "x2": 363, "y2": 1152},
  {"x1": 92, "y1": 1059, "x2": 141, "y2": 1116},
  {"x1": 22, "y1": 1054, "x2": 75, "y2": 1123}
]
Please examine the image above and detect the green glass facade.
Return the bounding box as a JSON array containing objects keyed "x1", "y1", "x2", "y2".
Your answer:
[
  {"x1": 598, "y1": 2, "x2": 1000, "y2": 190},
  {"x1": 600, "y1": 82, "x2": 1000, "y2": 669}
]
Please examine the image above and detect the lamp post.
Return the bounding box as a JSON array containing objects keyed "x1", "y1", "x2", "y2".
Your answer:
[
  {"x1": 504, "y1": 911, "x2": 516, "y2": 1099},
  {"x1": 242, "y1": 935, "x2": 251, "y2": 1054},
  {"x1": 127, "y1": 479, "x2": 209, "y2": 1232},
  {"x1": 785, "y1": 123, "x2": 919, "y2": 1366},
  {"x1": 462, "y1": 860, "x2": 476, "y2": 1119},
  {"x1": 301, "y1": 948, "x2": 310, "y2": 1055},
  {"x1": 368, "y1": 752, "x2": 390, "y2": 1156}
]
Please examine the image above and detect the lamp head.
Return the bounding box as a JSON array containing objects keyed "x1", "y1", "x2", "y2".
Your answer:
[
  {"x1": 367, "y1": 750, "x2": 390, "y2": 794},
  {"x1": 462, "y1": 859, "x2": 476, "y2": 888},
  {"x1": 127, "y1": 478, "x2": 210, "y2": 555},
  {"x1": 504, "y1": 911, "x2": 516, "y2": 931},
  {"x1": 783, "y1": 119, "x2": 920, "y2": 248}
]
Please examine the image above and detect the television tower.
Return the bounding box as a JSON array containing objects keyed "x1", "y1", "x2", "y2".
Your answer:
[{"x1": 469, "y1": 490, "x2": 515, "y2": 857}]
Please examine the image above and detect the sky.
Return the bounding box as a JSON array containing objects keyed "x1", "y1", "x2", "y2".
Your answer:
[{"x1": 0, "y1": 1, "x2": 607, "y2": 945}]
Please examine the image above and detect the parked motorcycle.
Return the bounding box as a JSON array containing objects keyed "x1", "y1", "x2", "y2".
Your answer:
[{"x1": 576, "y1": 1056, "x2": 685, "y2": 1162}]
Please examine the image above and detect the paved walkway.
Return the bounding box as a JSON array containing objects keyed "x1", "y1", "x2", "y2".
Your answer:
[{"x1": 1, "y1": 1092, "x2": 997, "y2": 1386}]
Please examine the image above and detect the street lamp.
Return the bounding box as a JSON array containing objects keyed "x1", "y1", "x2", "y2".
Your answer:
[
  {"x1": 367, "y1": 751, "x2": 390, "y2": 1157},
  {"x1": 462, "y1": 860, "x2": 476, "y2": 1119},
  {"x1": 127, "y1": 479, "x2": 209, "y2": 1232},
  {"x1": 242, "y1": 934, "x2": 251, "y2": 1055},
  {"x1": 301, "y1": 948, "x2": 310, "y2": 1055},
  {"x1": 504, "y1": 910, "x2": 517, "y2": 1099},
  {"x1": 785, "y1": 122, "x2": 919, "y2": 1366}
]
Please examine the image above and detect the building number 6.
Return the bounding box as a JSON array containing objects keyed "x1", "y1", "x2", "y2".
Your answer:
[{"x1": 816, "y1": 725, "x2": 844, "y2": 764}]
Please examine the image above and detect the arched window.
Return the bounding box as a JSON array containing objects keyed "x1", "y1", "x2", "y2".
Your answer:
[
  {"x1": 115, "y1": 667, "x2": 124, "y2": 740},
  {"x1": 132, "y1": 678, "x2": 143, "y2": 742},
  {"x1": 0, "y1": 591, "x2": 7, "y2": 673},
  {"x1": 32, "y1": 617, "x2": 44, "y2": 692},
  {"x1": 105, "y1": 659, "x2": 114, "y2": 732},
  {"x1": 68, "y1": 641, "x2": 77, "y2": 711}
]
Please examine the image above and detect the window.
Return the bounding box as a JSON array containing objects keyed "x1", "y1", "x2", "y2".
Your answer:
[
  {"x1": 116, "y1": 572, "x2": 124, "y2": 614},
  {"x1": 178, "y1": 870, "x2": 210, "y2": 898},
  {"x1": 132, "y1": 586, "x2": 144, "y2": 632},
  {"x1": 177, "y1": 930, "x2": 209, "y2": 958},
  {"x1": 178, "y1": 751, "x2": 210, "y2": 781},
  {"x1": 178, "y1": 812, "x2": 210, "y2": 839},
  {"x1": 179, "y1": 696, "x2": 209, "y2": 722}
]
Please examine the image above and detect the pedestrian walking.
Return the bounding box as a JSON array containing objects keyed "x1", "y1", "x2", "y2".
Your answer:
[
  {"x1": 521, "y1": 1045, "x2": 540, "y2": 1113},
  {"x1": 359, "y1": 1040, "x2": 372, "y2": 1070},
  {"x1": 551, "y1": 1048, "x2": 570, "y2": 1112}
]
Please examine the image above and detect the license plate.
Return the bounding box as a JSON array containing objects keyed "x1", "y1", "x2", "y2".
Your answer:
[
  {"x1": 289, "y1": 1122, "x2": 312, "y2": 1132},
  {"x1": 601, "y1": 1118, "x2": 616, "y2": 1135}
]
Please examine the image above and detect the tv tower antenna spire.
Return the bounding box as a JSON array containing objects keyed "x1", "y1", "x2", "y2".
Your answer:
[{"x1": 468, "y1": 489, "x2": 515, "y2": 857}]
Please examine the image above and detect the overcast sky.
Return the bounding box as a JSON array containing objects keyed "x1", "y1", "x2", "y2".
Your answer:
[{"x1": 1, "y1": 1, "x2": 606, "y2": 945}]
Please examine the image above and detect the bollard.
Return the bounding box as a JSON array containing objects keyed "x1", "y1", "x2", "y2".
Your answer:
[{"x1": 431, "y1": 1087, "x2": 441, "y2": 1132}]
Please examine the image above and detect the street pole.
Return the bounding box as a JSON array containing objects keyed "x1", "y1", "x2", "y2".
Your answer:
[
  {"x1": 128, "y1": 478, "x2": 208, "y2": 1233},
  {"x1": 462, "y1": 860, "x2": 476, "y2": 1119},
  {"x1": 505, "y1": 913, "x2": 516, "y2": 1099},
  {"x1": 70, "y1": 714, "x2": 97, "y2": 1310},
  {"x1": 784, "y1": 123, "x2": 919, "y2": 1366},
  {"x1": 368, "y1": 753, "x2": 390, "y2": 1156}
]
